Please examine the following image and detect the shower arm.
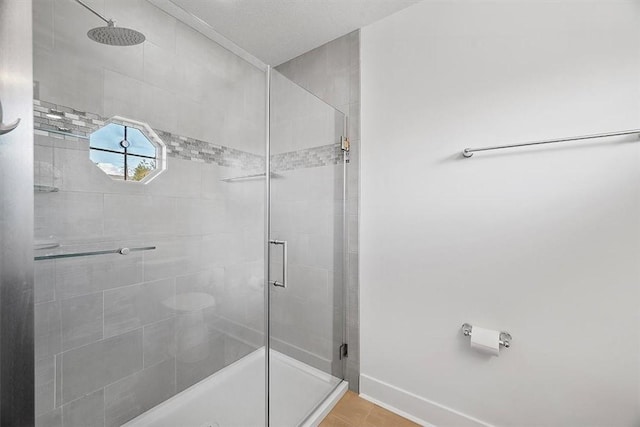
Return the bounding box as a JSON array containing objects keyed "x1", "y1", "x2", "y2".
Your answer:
[{"x1": 74, "y1": 0, "x2": 113, "y2": 26}]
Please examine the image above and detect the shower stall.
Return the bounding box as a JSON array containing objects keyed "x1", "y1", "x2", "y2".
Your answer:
[{"x1": 0, "y1": 0, "x2": 350, "y2": 425}]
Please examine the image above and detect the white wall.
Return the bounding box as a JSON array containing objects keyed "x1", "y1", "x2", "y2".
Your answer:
[{"x1": 360, "y1": 2, "x2": 640, "y2": 426}]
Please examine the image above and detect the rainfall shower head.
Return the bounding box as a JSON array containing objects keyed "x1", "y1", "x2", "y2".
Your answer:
[
  {"x1": 87, "y1": 22, "x2": 146, "y2": 46},
  {"x1": 74, "y1": 0, "x2": 146, "y2": 46}
]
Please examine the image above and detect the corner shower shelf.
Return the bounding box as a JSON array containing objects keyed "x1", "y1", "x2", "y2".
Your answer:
[
  {"x1": 34, "y1": 240, "x2": 61, "y2": 251},
  {"x1": 34, "y1": 184, "x2": 59, "y2": 193},
  {"x1": 221, "y1": 172, "x2": 282, "y2": 182}
]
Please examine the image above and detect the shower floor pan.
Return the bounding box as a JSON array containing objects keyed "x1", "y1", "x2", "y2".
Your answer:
[{"x1": 124, "y1": 348, "x2": 347, "y2": 427}]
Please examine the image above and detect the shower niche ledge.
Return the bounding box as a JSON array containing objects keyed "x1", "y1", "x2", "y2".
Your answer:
[
  {"x1": 34, "y1": 239, "x2": 61, "y2": 251},
  {"x1": 34, "y1": 184, "x2": 59, "y2": 193}
]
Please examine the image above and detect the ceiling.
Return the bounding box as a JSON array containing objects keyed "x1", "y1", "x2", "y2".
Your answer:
[{"x1": 166, "y1": 0, "x2": 422, "y2": 65}]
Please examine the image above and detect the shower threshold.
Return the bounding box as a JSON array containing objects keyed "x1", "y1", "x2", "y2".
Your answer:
[{"x1": 123, "y1": 348, "x2": 347, "y2": 427}]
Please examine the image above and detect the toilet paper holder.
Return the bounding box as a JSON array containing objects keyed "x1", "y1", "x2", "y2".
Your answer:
[{"x1": 461, "y1": 323, "x2": 512, "y2": 348}]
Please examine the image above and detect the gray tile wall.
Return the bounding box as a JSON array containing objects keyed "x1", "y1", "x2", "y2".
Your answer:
[
  {"x1": 35, "y1": 132, "x2": 263, "y2": 426},
  {"x1": 33, "y1": 0, "x2": 267, "y2": 425},
  {"x1": 276, "y1": 30, "x2": 361, "y2": 392},
  {"x1": 34, "y1": 0, "x2": 265, "y2": 156},
  {"x1": 34, "y1": 130, "x2": 266, "y2": 426}
]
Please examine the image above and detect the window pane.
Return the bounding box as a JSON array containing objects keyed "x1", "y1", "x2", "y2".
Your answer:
[
  {"x1": 127, "y1": 155, "x2": 156, "y2": 182},
  {"x1": 89, "y1": 123, "x2": 125, "y2": 153},
  {"x1": 90, "y1": 149, "x2": 125, "y2": 180},
  {"x1": 127, "y1": 127, "x2": 157, "y2": 157}
]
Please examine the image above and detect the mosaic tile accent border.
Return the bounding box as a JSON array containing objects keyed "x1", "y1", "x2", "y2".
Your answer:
[
  {"x1": 154, "y1": 130, "x2": 264, "y2": 170},
  {"x1": 33, "y1": 100, "x2": 264, "y2": 171},
  {"x1": 34, "y1": 100, "x2": 106, "y2": 135},
  {"x1": 271, "y1": 143, "x2": 344, "y2": 172},
  {"x1": 33, "y1": 99, "x2": 344, "y2": 172}
]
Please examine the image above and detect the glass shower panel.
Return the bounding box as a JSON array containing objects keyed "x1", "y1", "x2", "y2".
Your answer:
[
  {"x1": 32, "y1": 0, "x2": 266, "y2": 425},
  {"x1": 268, "y1": 70, "x2": 346, "y2": 426}
]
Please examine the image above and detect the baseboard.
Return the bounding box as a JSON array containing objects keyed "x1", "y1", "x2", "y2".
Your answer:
[
  {"x1": 360, "y1": 375, "x2": 494, "y2": 427},
  {"x1": 358, "y1": 391, "x2": 434, "y2": 427}
]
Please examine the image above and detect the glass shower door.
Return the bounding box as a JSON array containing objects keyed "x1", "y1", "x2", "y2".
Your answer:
[{"x1": 268, "y1": 69, "x2": 347, "y2": 426}]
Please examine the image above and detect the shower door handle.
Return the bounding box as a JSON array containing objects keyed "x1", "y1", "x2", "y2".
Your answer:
[
  {"x1": 0, "y1": 99, "x2": 20, "y2": 136},
  {"x1": 269, "y1": 240, "x2": 287, "y2": 288}
]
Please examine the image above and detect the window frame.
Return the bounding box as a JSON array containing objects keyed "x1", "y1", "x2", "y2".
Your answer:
[{"x1": 88, "y1": 117, "x2": 167, "y2": 183}]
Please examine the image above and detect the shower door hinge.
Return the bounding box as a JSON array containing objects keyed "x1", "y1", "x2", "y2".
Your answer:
[
  {"x1": 341, "y1": 136, "x2": 350, "y2": 164},
  {"x1": 341, "y1": 136, "x2": 350, "y2": 152},
  {"x1": 339, "y1": 343, "x2": 348, "y2": 360}
]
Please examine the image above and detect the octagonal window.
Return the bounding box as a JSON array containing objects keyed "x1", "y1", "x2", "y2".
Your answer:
[{"x1": 89, "y1": 119, "x2": 164, "y2": 182}]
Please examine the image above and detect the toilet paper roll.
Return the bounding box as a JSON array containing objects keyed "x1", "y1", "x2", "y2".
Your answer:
[{"x1": 470, "y1": 326, "x2": 501, "y2": 356}]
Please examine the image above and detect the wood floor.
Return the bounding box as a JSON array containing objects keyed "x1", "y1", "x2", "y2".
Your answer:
[{"x1": 320, "y1": 391, "x2": 420, "y2": 427}]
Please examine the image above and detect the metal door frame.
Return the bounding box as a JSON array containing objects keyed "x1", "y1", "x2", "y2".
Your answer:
[{"x1": 0, "y1": 0, "x2": 35, "y2": 424}]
